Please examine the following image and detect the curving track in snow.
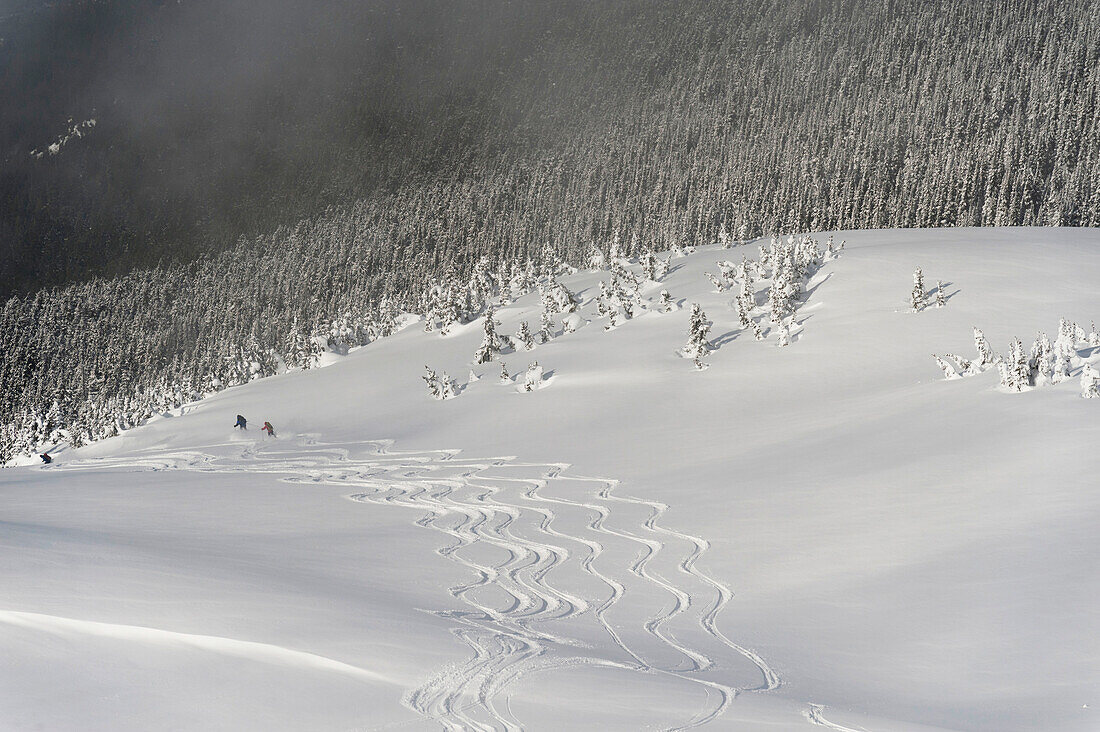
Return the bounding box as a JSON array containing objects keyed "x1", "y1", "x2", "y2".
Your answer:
[{"x1": 53, "y1": 437, "x2": 780, "y2": 731}]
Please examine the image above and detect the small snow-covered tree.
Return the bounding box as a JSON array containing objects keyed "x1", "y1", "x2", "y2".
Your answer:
[
  {"x1": 775, "y1": 319, "x2": 791, "y2": 347},
  {"x1": 945, "y1": 353, "x2": 978, "y2": 376},
  {"x1": 641, "y1": 250, "x2": 660, "y2": 281},
  {"x1": 659, "y1": 290, "x2": 674, "y2": 313},
  {"x1": 499, "y1": 361, "x2": 511, "y2": 383},
  {"x1": 474, "y1": 307, "x2": 503, "y2": 364},
  {"x1": 705, "y1": 272, "x2": 725, "y2": 292},
  {"x1": 735, "y1": 295, "x2": 752, "y2": 329},
  {"x1": 516, "y1": 321, "x2": 535, "y2": 351},
  {"x1": 423, "y1": 366, "x2": 441, "y2": 399},
  {"x1": 933, "y1": 354, "x2": 961, "y2": 379},
  {"x1": 910, "y1": 267, "x2": 925, "y2": 311},
  {"x1": 539, "y1": 302, "x2": 554, "y2": 343},
  {"x1": 587, "y1": 243, "x2": 606, "y2": 270},
  {"x1": 440, "y1": 372, "x2": 457, "y2": 400},
  {"x1": 596, "y1": 280, "x2": 611, "y2": 318},
  {"x1": 717, "y1": 222, "x2": 730, "y2": 248},
  {"x1": 521, "y1": 361, "x2": 544, "y2": 392},
  {"x1": 998, "y1": 338, "x2": 1029, "y2": 391},
  {"x1": 1029, "y1": 333, "x2": 1054, "y2": 385},
  {"x1": 683, "y1": 303, "x2": 712, "y2": 368},
  {"x1": 973, "y1": 328, "x2": 995, "y2": 368},
  {"x1": 1081, "y1": 365, "x2": 1100, "y2": 399},
  {"x1": 1088, "y1": 322, "x2": 1100, "y2": 347}
]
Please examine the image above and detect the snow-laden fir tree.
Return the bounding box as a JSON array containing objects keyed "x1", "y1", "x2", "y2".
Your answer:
[
  {"x1": 768, "y1": 265, "x2": 791, "y2": 324},
  {"x1": 655, "y1": 253, "x2": 671, "y2": 280},
  {"x1": 437, "y1": 284, "x2": 461, "y2": 335},
  {"x1": 997, "y1": 338, "x2": 1029, "y2": 391},
  {"x1": 659, "y1": 290, "x2": 674, "y2": 313},
  {"x1": 522, "y1": 361, "x2": 544, "y2": 392},
  {"x1": 705, "y1": 272, "x2": 725, "y2": 292},
  {"x1": 1052, "y1": 318, "x2": 1077, "y2": 383},
  {"x1": 641, "y1": 249, "x2": 660, "y2": 281},
  {"x1": 587, "y1": 243, "x2": 605, "y2": 270},
  {"x1": 910, "y1": 267, "x2": 925, "y2": 311},
  {"x1": 932, "y1": 354, "x2": 961, "y2": 379},
  {"x1": 539, "y1": 300, "x2": 554, "y2": 343},
  {"x1": 422, "y1": 366, "x2": 441, "y2": 399},
  {"x1": 973, "y1": 327, "x2": 995, "y2": 368},
  {"x1": 596, "y1": 280, "x2": 611, "y2": 318},
  {"x1": 608, "y1": 232, "x2": 622, "y2": 263},
  {"x1": 735, "y1": 295, "x2": 753, "y2": 329},
  {"x1": 717, "y1": 221, "x2": 731, "y2": 248},
  {"x1": 1088, "y1": 322, "x2": 1100, "y2": 347},
  {"x1": 474, "y1": 307, "x2": 503, "y2": 364},
  {"x1": 717, "y1": 260, "x2": 737, "y2": 286},
  {"x1": 516, "y1": 321, "x2": 535, "y2": 351},
  {"x1": 934, "y1": 280, "x2": 946, "y2": 308},
  {"x1": 683, "y1": 303, "x2": 712, "y2": 369},
  {"x1": 439, "y1": 372, "x2": 457, "y2": 400},
  {"x1": 545, "y1": 279, "x2": 579, "y2": 313},
  {"x1": 945, "y1": 353, "x2": 978, "y2": 376},
  {"x1": 775, "y1": 319, "x2": 791, "y2": 347},
  {"x1": 1081, "y1": 364, "x2": 1100, "y2": 399},
  {"x1": 1029, "y1": 333, "x2": 1054, "y2": 386},
  {"x1": 375, "y1": 297, "x2": 398, "y2": 338},
  {"x1": 499, "y1": 361, "x2": 511, "y2": 384}
]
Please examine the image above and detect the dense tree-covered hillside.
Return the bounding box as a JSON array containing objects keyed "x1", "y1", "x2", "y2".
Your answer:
[{"x1": 2, "y1": 0, "x2": 1099, "y2": 461}]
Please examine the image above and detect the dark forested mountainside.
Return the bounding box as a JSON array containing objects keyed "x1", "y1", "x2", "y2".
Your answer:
[{"x1": 2, "y1": 0, "x2": 1100, "y2": 462}]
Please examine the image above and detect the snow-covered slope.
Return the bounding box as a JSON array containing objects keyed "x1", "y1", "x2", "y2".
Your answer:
[{"x1": 2, "y1": 228, "x2": 1098, "y2": 731}]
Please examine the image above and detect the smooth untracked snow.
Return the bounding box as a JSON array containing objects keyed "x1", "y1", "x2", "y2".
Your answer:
[{"x1": 1, "y1": 228, "x2": 1098, "y2": 731}]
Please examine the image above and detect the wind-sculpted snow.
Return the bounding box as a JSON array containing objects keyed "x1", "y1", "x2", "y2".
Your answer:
[{"x1": 54, "y1": 436, "x2": 779, "y2": 731}]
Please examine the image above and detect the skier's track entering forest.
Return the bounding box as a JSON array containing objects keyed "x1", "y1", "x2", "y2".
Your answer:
[{"x1": 54, "y1": 436, "x2": 780, "y2": 730}]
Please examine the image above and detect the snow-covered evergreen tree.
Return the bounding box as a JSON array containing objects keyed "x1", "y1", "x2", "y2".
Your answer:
[
  {"x1": 587, "y1": 243, "x2": 606, "y2": 270},
  {"x1": 474, "y1": 307, "x2": 503, "y2": 364},
  {"x1": 539, "y1": 300, "x2": 554, "y2": 343},
  {"x1": 522, "y1": 361, "x2": 544, "y2": 392},
  {"x1": 683, "y1": 303, "x2": 712, "y2": 369},
  {"x1": 422, "y1": 366, "x2": 441, "y2": 399},
  {"x1": 499, "y1": 361, "x2": 511, "y2": 384},
  {"x1": 717, "y1": 221, "x2": 731, "y2": 248},
  {"x1": 932, "y1": 354, "x2": 961, "y2": 379},
  {"x1": 516, "y1": 321, "x2": 535, "y2": 351},
  {"x1": 1029, "y1": 333, "x2": 1054, "y2": 386},
  {"x1": 705, "y1": 272, "x2": 725, "y2": 292},
  {"x1": 934, "y1": 280, "x2": 946, "y2": 308},
  {"x1": 973, "y1": 327, "x2": 995, "y2": 368},
  {"x1": 641, "y1": 250, "x2": 660, "y2": 281},
  {"x1": 1081, "y1": 365, "x2": 1100, "y2": 399},
  {"x1": 997, "y1": 338, "x2": 1029, "y2": 391},
  {"x1": 910, "y1": 267, "x2": 925, "y2": 311},
  {"x1": 659, "y1": 290, "x2": 674, "y2": 313},
  {"x1": 439, "y1": 372, "x2": 457, "y2": 400},
  {"x1": 775, "y1": 319, "x2": 791, "y2": 347}
]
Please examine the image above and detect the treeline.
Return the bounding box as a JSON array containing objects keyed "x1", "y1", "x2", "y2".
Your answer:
[{"x1": 3, "y1": 0, "x2": 1100, "y2": 461}]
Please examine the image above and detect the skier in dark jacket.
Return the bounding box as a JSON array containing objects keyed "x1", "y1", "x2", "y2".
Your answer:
[
  {"x1": 40, "y1": 453, "x2": 52, "y2": 464},
  {"x1": 235, "y1": 414, "x2": 247, "y2": 430},
  {"x1": 261, "y1": 421, "x2": 276, "y2": 437}
]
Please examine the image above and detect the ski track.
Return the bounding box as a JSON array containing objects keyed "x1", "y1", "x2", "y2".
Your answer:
[
  {"x1": 54, "y1": 437, "x2": 784, "y2": 731},
  {"x1": 803, "y1": 704, "x2": 869, "y2": 732}
]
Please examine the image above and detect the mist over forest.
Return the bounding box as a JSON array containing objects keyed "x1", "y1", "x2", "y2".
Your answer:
[
  {"x1": 1, "y1": 0, "x2": 607, "y2": 295},
  {"x1": 2, "y1": 0, "x2": 1099, "y2": 460}
]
